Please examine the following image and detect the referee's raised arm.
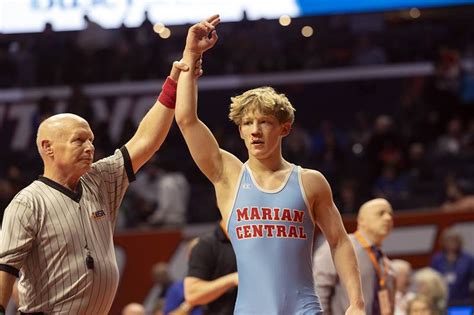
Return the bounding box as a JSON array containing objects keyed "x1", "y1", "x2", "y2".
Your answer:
[{"x1": 125, "y1": 59, "x2": 203, "y2": 174}]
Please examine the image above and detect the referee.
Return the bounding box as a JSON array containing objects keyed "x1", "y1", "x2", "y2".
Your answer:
[{"x1": 0, "y1": 57, "x2": 202, "y2": 314}]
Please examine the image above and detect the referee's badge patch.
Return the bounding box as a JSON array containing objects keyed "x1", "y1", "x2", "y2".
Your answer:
[{"x1": 92, "y1": 209, "x2": 106, "y2": 220}]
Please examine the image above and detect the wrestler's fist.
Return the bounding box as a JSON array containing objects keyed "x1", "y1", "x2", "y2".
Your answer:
[{"x1": 184, "y1": 14, "x2": 220, "y2": 56}]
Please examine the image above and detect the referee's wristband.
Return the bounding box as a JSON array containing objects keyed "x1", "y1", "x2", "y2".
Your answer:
[{"x1": 158, "y1": 76, "x2": 177, "y2": 109}]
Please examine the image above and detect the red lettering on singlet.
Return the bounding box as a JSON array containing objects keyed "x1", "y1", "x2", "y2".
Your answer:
[
  {"x1": 281, "y1": 208, "x2": 292, "y2": 221},
  {"x1": 236, "y1": 226, "x2": 243, "y2": 239},
  {"x1": 236, "y1": 208, "x2": 249, "y2": 221},
  {"x1": 298, "y1": 226, "x2": 307, "y2": 239},
  {"x1": 243, "y1": 225, "x2": 252, "y2": 238},
  {"x1": 252, "y1": 225, "x2": 263, "y2": 237},
  {"x1": 276, "y1": 225, "x2": 287, "y2": 237},
  {"x1": 263, "y1": 224, "x2": 276, "y2": 237},
  {"x1": 288, "y1": 225, "x2": 298, "y2": 238},
  {"x1": 273, "y1": 208, "x2": 280, "y2": 220},
  {"x1": 235, "y1": 224, "x2": 308, "y2": 239},
  {"x1": 250, "y1": 207, "x2": 261, "y2": 220},
  {"x1": 293, "y1": 210, "x2": 304, "y2": 223},
  {"x1": 261, "y1": 207, "x2": 272, "y2": 220}
]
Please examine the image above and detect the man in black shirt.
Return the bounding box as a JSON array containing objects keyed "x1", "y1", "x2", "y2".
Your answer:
[{"x1": 184, "y1": 220, "x2": 238, "y2": 315}]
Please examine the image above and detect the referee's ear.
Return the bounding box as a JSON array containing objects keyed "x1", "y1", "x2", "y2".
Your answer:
[{"x1": 41, "y1": 140, "x2": 53, "y2": 157}]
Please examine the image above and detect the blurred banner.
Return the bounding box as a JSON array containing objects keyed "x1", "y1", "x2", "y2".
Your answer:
[{"x1": 1, "y1": 0, "x2": 474, "y2": 34}]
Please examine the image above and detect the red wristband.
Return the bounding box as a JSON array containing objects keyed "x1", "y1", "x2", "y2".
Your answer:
[{"x1": 158, "y1": 76, "x2": 177, "y2": 109}]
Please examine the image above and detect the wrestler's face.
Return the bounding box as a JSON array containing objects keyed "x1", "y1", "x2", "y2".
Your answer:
[
  {"x1": 53, "y1": 119, "x2": 95, "y2": 175},
  {"x1": 239, "y1": 110, "x2": 290, "y2": 159}
]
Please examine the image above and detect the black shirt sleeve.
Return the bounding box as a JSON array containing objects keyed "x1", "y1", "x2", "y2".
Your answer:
[
  {"x1": 120, "y1": 145, "x2": 136, "y2": 182},
  {"x1": 187, "y1": 236, "x2": 215, "y2": 280}
]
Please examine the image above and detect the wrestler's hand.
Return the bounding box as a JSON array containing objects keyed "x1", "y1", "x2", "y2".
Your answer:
[
  {"x1": 184, "y1": 14, "x2": 220, "y2": 57},
  {"x1": 169, "y1": 58, "x2": 203, "y2": 81}
]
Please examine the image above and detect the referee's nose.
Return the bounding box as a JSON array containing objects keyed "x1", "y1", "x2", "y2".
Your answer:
[{"x1": 85, "y1": 140, "x2": 95, "y2": 155}]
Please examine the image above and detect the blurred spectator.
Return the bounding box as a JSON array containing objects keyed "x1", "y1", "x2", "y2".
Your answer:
[
  {"x1": 366, "y1": 115, "x2": 405, "y2": 179},
  {"x1": 148, "y1": 158, "x2": 190, "y2": 227},
  {"x1": 120, "y1": 161, "x2": 159, "y2": 228},
  {"x1": 351, "y1": 34, "x2": 387, "y2": 66},
  {"x1": 312, "y1": 120, "x2": 347, "y2": 183},
  {"x1": 406, "y1": 295, "x2": 435, "y2": 315},
  {"x1": 412, "y1": 268, "x2": 448, "y2": 315},
  {"x1": 460, "y1": 44, "x2": 474, "y2": 103},
  {"x1": 373, "y1": 165, "x2": 409, "y2": 205},
  {"x1": 430, "y1": 228, "x2": 474, "y2": 306},
  {"x1": 76, "y1": 14, "x2": 115, "y2": 82},
  {"x1": 396, "y1": 77, "x2": 430, "y2": 143},
  {"x1": 33, "y1": 22, "x2": 61, "y2": 86},
  {"x1": 35, "y1": 96, "x2": 56, "y2": 126},
  {"x1": 335, "y1": 179, "x2": 361, "y2": 214},
  {"x1": 122, "y1": 302, "x2": 146, "y2": 315},
  {"x1": 283, "y1": 123, "x2": 313, "y2": 167},
  {"x1": 440, "y1": 176, "x2": 474, "y2": 212},
  {"x1": 348, "y1": 111, "x2": 372, "y2": 150},
  {"x1": 128, "y1": 162, "x2": 161, "y2": 211},
  {"x1": 76, "y1": 15, "x2": 113, "y2": 55},
  {"x1": 349, "y1": 14, "x2": 385, "y2": 34},
  {"x1": 136, "y1": 10, "x2": 153, "y2": 45},
  {"x1": 11, "y1": 39, "x2": 36, "y2": 87},
  {"x1": 435, "y1": 49, "x2": 461, "y2": 94},
  {"x1": 65, "y1": 85, "x2": 94, "y2": 123},
  {"x1": 152, "y1": 298, "x2": 165, "y2": 315},
  {"x1": 406, "y1": 143, "x2": 434, "y2": 182},
  {"x1": 392, "y1": 259, "x2": 415, "y2": 315},
  {"x1": 163, "y1": 239, "x2": 202, "y2": 315},
  {"x1": 436, "y1": 118, "x2": 463, "y2": 156},
  {"x1": 0, "y1": 43, "x2": 16, "y2": 87},
  {"x1": 461, "y1": 118, "x2": 474, "y2": 150},
  {"x1": 143, "y1": 262, "x2": 173, "y2": 315}
]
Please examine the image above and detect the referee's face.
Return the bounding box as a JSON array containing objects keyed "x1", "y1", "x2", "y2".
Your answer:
[{"x1": 54, "y1": 119, "x2": 95, "y2": 176}]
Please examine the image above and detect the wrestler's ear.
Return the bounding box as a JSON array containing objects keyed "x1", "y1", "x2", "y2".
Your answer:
[{"x1": 281, "y1": 122, "x2": 291, "y2": 137}]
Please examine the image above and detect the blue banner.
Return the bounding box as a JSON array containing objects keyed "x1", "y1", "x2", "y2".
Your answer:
[{"x1": 296, "y1": 0, "x2": 474, "y2": 15}]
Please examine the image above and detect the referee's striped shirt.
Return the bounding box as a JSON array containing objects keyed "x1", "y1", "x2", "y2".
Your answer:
[{"x1": 0, "y1": 147, "x2": 135, "y2": 314}]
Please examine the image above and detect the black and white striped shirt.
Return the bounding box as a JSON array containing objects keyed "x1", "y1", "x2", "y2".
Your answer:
[{"x1": 0, "y1": 147, "x2": 135, "y2": 314}]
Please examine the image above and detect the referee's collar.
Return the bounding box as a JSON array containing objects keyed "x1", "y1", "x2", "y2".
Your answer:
[{"x1": 38, "y1": 176, "x2": 83, "y2": 202}]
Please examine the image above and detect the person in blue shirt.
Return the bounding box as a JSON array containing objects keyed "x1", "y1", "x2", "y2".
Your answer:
[
  {"x1": 163, "y1": 238, "x2": 202, "y2": 315},
  {"x1": 163, "y1": 280, "x2": 202, "y2": 315},
  {"x1": 430, "y1": 228, "x2": 474, "y2": 306}
]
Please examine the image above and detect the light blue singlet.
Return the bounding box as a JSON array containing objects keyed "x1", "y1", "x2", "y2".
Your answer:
[{"x1": 227, "y1": 163, "x2": 322, "y2": 315}]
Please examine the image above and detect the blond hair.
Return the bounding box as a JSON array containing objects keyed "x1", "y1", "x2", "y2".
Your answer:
[
  {"x1": 413, "y1": 267, "x2": 447, "y2": 315},
  {"x1": 228, "y1": 87, "x2": 295, "y2": 125},
  {"x1": 407, "y1": 295, "x2": 434, "y2": 315}
]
